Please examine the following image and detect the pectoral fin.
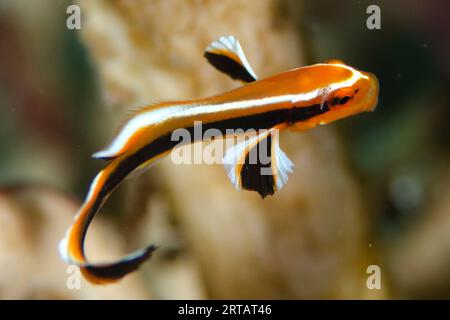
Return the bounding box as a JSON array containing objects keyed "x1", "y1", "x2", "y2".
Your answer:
[
  {"x1": 223, "y1": 126, "x2": 293, "y2": 198},
  {"x1": 204, "y1": 35, "x2": 258, "y2": 83}
]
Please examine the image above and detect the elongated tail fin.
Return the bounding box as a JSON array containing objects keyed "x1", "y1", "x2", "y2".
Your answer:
[{"x1": 59, "y1": 159, "x2": 158, "y2": 284}]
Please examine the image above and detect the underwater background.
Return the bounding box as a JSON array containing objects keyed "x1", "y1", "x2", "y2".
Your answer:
[{"x1": 0, "y1": 0, "x2": 449, "y2": 299}]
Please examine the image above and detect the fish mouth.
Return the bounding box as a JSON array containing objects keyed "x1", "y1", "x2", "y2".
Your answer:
[{"x1": 364, "y1": 72, "x2": 379, "y2": 112}]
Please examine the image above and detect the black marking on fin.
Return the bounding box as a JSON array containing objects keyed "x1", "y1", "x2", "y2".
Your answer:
[
  {"x1": 204, "y1": 51, "x2": 257, "y2": 83},
  {"x1": 83, "y1": 245, "x2": 158, "y2": 281},
  {"x1": 240, "y1": 135, "x2": 275, "y2": 198}
]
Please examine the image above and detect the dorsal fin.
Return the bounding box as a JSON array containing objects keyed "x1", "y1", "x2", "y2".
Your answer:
[{"x1": 204, "y1": 35, "x2": 258, "y2": 83}]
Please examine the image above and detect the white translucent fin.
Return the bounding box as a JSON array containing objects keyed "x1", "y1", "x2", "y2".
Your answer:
[
  {"x1": 272, "y1": 135, "x2": 294, "y2": 191},
  {"x1": 222, "y1": 130, "x2": 272, "y2": 190},
  {"x1": 223, "y1": 136, "x2": 256, "y2": 190},
  {"x1": 92, "y1": 149, "x2": 117, "y2": 160},
  {"x1": 206, "y1": 35, "x2": 258, "y2": 81}
]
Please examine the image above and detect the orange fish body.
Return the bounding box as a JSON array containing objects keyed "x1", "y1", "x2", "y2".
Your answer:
[{"x1": 60, "y1": 36, "x2": 379, "y2": 284}]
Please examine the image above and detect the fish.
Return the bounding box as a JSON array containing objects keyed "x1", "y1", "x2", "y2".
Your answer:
[{"x1": 59, "y1": 35, "x2": 379, "y2": 284}]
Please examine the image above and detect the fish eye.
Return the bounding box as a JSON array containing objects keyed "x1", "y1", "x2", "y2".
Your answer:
[
  {"x1": 338, "y1": 96, "x2": 351, "y2": 105},
  {"x1": 330, "y1": 95, "x2": 352, "y2": 107},
  {"x1": 329, "y1": 87, "x2": 356, "y2": 107}
]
